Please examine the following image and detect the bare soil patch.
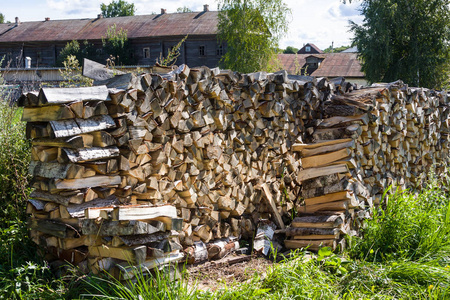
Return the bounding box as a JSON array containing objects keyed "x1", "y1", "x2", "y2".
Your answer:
[{"x1": 185, "y1": 254, "x2": 273, "y2": 291}]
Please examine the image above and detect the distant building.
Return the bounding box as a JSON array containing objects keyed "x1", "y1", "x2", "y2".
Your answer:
[
  {"x1": 0, "y1": 5, "x2": 224, "y2": 68},
  {"x1": 297, "y1": 43, "x2": 324, "y2": 55},
  {"x1": 278, "y1": 52, "x2": 367, "y2": 86}
]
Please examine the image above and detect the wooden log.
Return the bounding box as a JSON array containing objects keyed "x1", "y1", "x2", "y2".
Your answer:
[
  {"x1": 54, "y1": 175, "x2": 121, "y2": 190},
  {"x1": 301, "y1": 179, "x2": 352, "y2": 199},
  {"x1": 301, "y1": 148, "x2": 352, "y2": 169},
  {"x1": 317, "y1": 114, "x2": 369, "y2": 128},
  {"x1": 50, "y1": 115, "x2": 116, "y2": 138},
  {"x1": 32, "y1": 135, "x2": 94, "y2": 149},
  {"x1": 28, "y1": 219, "x2": 68, "y2": 238},
  {"x1": 63, "y1": 196, "x2": 119, "y2": 218},
  {"x1": 297, "y1": 164, "x2": 349, "y2": 182},
  {"x1": 115, "y1": 232, "x2": 171, "y2": 247},
  {"x1": 303, "y1": 191, "x2": 355, "y2": 206},
  {"x1": 91, "y1": 131, "x2": 116, "y2": 147},
  {"x1": 298, "y1": 200, "x2": 348, "y2": 214},
  {"x1": 261, "y1": 183, "x2": 285, "y2": 229},
  {"x1": 284, "y1": 239, "x2": 337, "y2": 251},
  {"x1": 29, "y1": 161, "x2": 85, "y2": 179},
  {"x1": 22, "y1": 105, "x2": 75, "y2": 122},
  {"x1": 59, "y1": 147, "x2": 120, "y2": 163},
  {"x1": 292, "y1": 138, "x2": 353, "y2": 152},
  {"x1": 39, "y1": 85, "x2": 110, "y2": 105},
  {"x1": 301, "y1": 140, "x2": 355, "y2": 157},
  {"x1": 88, "y1": 245, "x2": 147, "y2": 265},
  {"x1": 286, "y1": 227, "x2": 339, "y2": 238},
  {"x1": 81, "y1": 219, "x2": 165, "y2": 236},
  {"x1": 111, "y1": 205, "x2": 177, "y2": 221},
  {"x1": 291, "y1": 215, "x2": 343, "y2": 229},
  {"x1": 30, "y1": 190, "x2": 84, "y2": 205}
]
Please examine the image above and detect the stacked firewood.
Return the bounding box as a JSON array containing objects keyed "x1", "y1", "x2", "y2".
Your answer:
[
  {"x1": 21, "y1": 86, "x2": 184, "y2": 277},
  {"x1": 22, "y1": 66, "x2": 332, "y2": 273},
  {"x1": 285, "y1": 80, "x2": 450, "y2": 251},
  {"x1": 22, "y1": 63, "x2": 450, "y2": 272}
]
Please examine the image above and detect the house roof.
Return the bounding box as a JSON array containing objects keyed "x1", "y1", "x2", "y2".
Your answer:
[
  {"x1": 297, "y1": 43, "x2": 324, "y2": 54},
  {"x1": 0, "y1": 11, "x2": 219, "y2": 43},
  {"x1": 341, "y1": 46, "x2": 358, "y2": 53},
  {"x1": 277, "y1": 53, "x2": 364, "y2": 78}
]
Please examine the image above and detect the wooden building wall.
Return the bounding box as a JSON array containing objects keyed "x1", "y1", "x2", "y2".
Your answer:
[{"x1": 0, "y1": 35, "x2": 225, "y2": 69}]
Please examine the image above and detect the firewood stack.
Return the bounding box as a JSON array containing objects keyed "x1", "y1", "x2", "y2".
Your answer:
[
  {"x1": 20, "y1": 64, "x2": 450, "y2": 271},
  {"x1": 22, "y1": 66, "x2": 329, "y2": 274},
  {"x1": 285, "y1": 80, "x2": 450, "y2": 251},
  {"x1": 20, "y1": 86, "x2": 184, "y2": 277}
]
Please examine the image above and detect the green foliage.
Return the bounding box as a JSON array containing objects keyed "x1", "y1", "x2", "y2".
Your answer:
[
  {"x1": 157, "y1": 35, "x2": 188, "y2": 67},
  {"x1": 283, "y1": 46, "x2": 298, "y2": 54},
  {"x1": 56, "y1": 40, "x2": 99, "y2": 67},
  {"x1": 350, "y1": 0, "x2": 450, "y2": 89},
  {"x1": 0, "y1": 13, "x2": 5, "y2": 24},
  {"x1": 79, "y1": 267, "x2": 197, "y2": 299},
  {"x1": 350, "y1": 181, "x2": 450, "y2": 262},
  {"x1": 59, "y1": 55, "x2": 94, "y2": 87},
  {"x1": 177, "y1": 6, "x2": 193, "y2": 13},
  {"x1": 100, "y1": 0, "x2": 136, "y2": 18},
  {"x1": 0, "y1": 99, "x2": 31, "y2": 223},
  {"x1": 323, "y1": 45, "x2": 350, "y2": 53},
  {"x1": 217, "y1": 0, "x2": 291, "y2": 73},
  {"x1": 102, "y1": 24, "x2": 134, "y2": 66}
]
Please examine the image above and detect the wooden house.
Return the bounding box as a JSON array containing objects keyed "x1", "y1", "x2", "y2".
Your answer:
[
  {"x1": 0, "y1": 5, "x2": 224, "y2": 68},
  {"x1": 278, "y1": 53, "x2": 367, "y2": 85}
]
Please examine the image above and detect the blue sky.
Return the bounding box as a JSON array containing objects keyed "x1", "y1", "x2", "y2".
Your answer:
[{"x1": 0, "y1": 0, "x2": 363, "y2": 50}]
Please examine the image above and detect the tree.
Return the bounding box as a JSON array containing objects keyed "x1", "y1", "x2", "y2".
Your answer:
[
  {"x1": 283, "y1": 46, "x2": 299, "y2": 54},
  {"x1": 0, "y1": 13, "x2": 5, "y2": 24},
  {"x1": 350, "y1": 0, "x2": 450, "y2": 89},
  {"x1": 102, "y1": 24, "x2": 135, "y2": 65},
  {"x1": 56, "y1": 40, "x2": 99, "y2": 67},
  {"x1": 217, "y1": 0, "x2": 291, "y2": 73},
  {"x1": 176, "y1": 6, "x2": 193, "y2": 13},
  {"x1": 323, "y1": 45, "x2": 350, "y2": 53},
  {"x1": 100, "y1": 0, "x2": 135, "y2": 18}
]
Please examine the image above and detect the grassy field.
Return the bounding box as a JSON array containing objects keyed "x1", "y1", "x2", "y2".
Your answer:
[{"x1": 1, "y1": 101, "x2": 450, "y2": 299}]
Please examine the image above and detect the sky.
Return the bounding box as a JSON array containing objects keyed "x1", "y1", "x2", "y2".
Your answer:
[{"x1": 0, "y1": 0, "x2": 364, "y2": 50}]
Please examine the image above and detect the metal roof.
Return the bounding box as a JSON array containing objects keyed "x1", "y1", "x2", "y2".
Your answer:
[
  {"x1": 0, "y1": 11, "x2": 219, "y2": 43},
  {"x1": 313, "y1": 53, "x2": 364, "y2": 77},
  {"x1": 278, "y1": 53, "x2": 364, "y2": 78}
]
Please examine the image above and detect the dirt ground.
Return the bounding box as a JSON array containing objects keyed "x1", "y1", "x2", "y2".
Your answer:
[{"x1": 185, "y1": 254, "x2": 273, "y2": 291}]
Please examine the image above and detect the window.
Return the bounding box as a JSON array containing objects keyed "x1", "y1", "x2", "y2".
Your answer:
[
  {"x1": 216, "y1": 45, "x2": 223, "y2": 56},
  {"x1": 143, "y1": 48, "x2": 150, "y2": 59},
  {"x1": 199, "y1": 45, "x2": 205, "y2": 56},
  {"x1": 305, "y1": 46, "x2": 311, "y2": 52}
]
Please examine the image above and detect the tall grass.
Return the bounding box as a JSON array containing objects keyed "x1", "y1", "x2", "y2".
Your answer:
[
  {"x1": 0, "y1": 89, "x2": 66, "y2": 299},
  {"x1": 349, "y1": 179, "x2": 450, "y2": 263}
]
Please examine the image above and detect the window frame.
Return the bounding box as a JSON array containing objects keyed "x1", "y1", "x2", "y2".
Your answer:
[
  {"x1": 143, "y1": 47, "x2": 150, "y2": 59},
  {"x1": 199, "y1": 45, "x2": 206, "y2": 57}
]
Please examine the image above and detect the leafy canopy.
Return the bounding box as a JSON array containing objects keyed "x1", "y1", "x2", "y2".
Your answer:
[
  {"x1": 176, "y1": 6, "x2": 193, "y2": 13},
  {"x1": 283, "y1": 46, "x2": 299, "y2": 54},
  {"x1": 100, "y1": 0, "x2": 136, "y2": 18},
  {"x1": 102, "y1": 24, "x2": 135, "y2": 65},
  {"x1": 56, "y1": 40, "x2": 99, "y2": 67},
  {"x1": 0, "y1": 13, "x2": 5, "y2": 24},
  {"x1": 217, "y1": 0, "x2": 291, "y2": 73},
  {"x1": 350, "y1": 0, "x2": 450, "y2": 89}
]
